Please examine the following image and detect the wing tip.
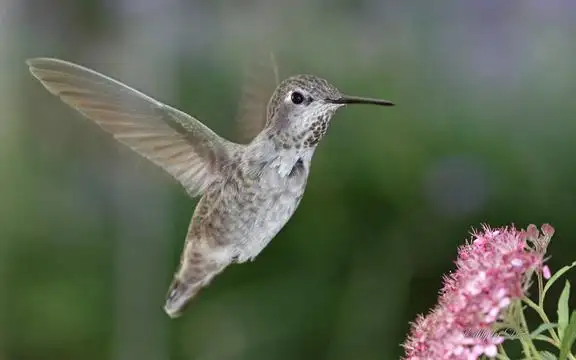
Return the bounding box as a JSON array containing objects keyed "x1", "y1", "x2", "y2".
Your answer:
[
  {"x1": 25, "y1": 58, "x2": 62, "y2": 95},
  {"x1": 26, "y1": 58, "x2": 80, "y2": 78},
  {"x1": 26, "y1": 57, "x2": 59, "y2": 69},
  {"x1": 26, "y1": 57, "x2": 59, "y2": 81},
  {"x1": 25, "y1": 58, "x2": 87, "y2": 96}
]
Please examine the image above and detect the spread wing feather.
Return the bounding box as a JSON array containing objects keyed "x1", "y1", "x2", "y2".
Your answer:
[{"x1": 27, "y1": 58, "x2": 241, "y2": 197}]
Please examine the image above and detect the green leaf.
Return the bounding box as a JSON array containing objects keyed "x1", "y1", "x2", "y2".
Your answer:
[
  {"x1": 544, "y1": 261, "x2": 576, "y2": 301},
  {"x1": 559, "y1": 311, "x2": 576, "y2": 360},
  {"x1": 531, "y1": 323, "x2": 559, "y2": 338},
  {"x1": 534, "y1": 334, "x2": 556, "y2": 344},
  {"x1": 540, "y1": 351, "x2": 558, "y2": 360},
  {"x1": 558, "y1": 281, "x2": 571, "y2": 340}
]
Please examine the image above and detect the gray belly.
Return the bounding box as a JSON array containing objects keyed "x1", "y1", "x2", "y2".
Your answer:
[
  {"x1": 190, "y1": 161, "x2": 308, "y2": 262},
  {"x1": 234, "y1": 184, "x2": 304, "y2": 261}
]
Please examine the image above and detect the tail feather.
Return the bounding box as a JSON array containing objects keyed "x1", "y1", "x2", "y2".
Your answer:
[
  {"x1": 164, "y1": 278, "x2": 202, "y2": 318},
  {"x1": 163, "y1": 256, "x2": 229, "y2": 318}
]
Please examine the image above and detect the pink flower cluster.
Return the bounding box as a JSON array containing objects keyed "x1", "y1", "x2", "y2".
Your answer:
[{"x1": 403, "y1": 224, "x2": 553, "y2": 360}]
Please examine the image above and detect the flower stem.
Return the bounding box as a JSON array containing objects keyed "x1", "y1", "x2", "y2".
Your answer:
[
  {"x1": 537, "y1": 272, "x2": 544, "y2": 308},
  {"x1": 523, "y1": 297, "x2": 560, "y2": 344},
  {"x1": 497, "y1": 344, "x2": 511, "y2": 359},
  {"x1": 517, "y1": 301, "x2": 541, "y2": 359}
]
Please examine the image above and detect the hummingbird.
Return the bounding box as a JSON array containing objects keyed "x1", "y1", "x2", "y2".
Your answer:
[{"x1": 26, "y1": 57, "x2": 394, "y2": 318}]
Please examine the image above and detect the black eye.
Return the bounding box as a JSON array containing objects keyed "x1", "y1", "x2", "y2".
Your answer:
[{"x1": 291, "y1": 91, "x2": 305, "y2": 104}]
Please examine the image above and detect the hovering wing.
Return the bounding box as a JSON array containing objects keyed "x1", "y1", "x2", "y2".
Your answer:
[
  {"x1": 235, "y1": 52, "x2": 280, "y2": 143},
  {"x1": 27, "y1": 58, "x2": 240, "y2": 197}
]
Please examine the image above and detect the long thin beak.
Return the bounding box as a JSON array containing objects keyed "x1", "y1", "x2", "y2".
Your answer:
[{"x1": 327, "y1": 95, "x2": 395, "y2": 106}]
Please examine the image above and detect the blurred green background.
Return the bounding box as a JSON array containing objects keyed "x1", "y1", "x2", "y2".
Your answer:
[{"x1": 1, "y1": 0, "x2": 576, "y2": 359}]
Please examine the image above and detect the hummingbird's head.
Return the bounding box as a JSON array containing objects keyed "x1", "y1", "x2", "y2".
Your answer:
[{"x1": 265, "y1": 74, "x2": 394, "y2": 148}]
